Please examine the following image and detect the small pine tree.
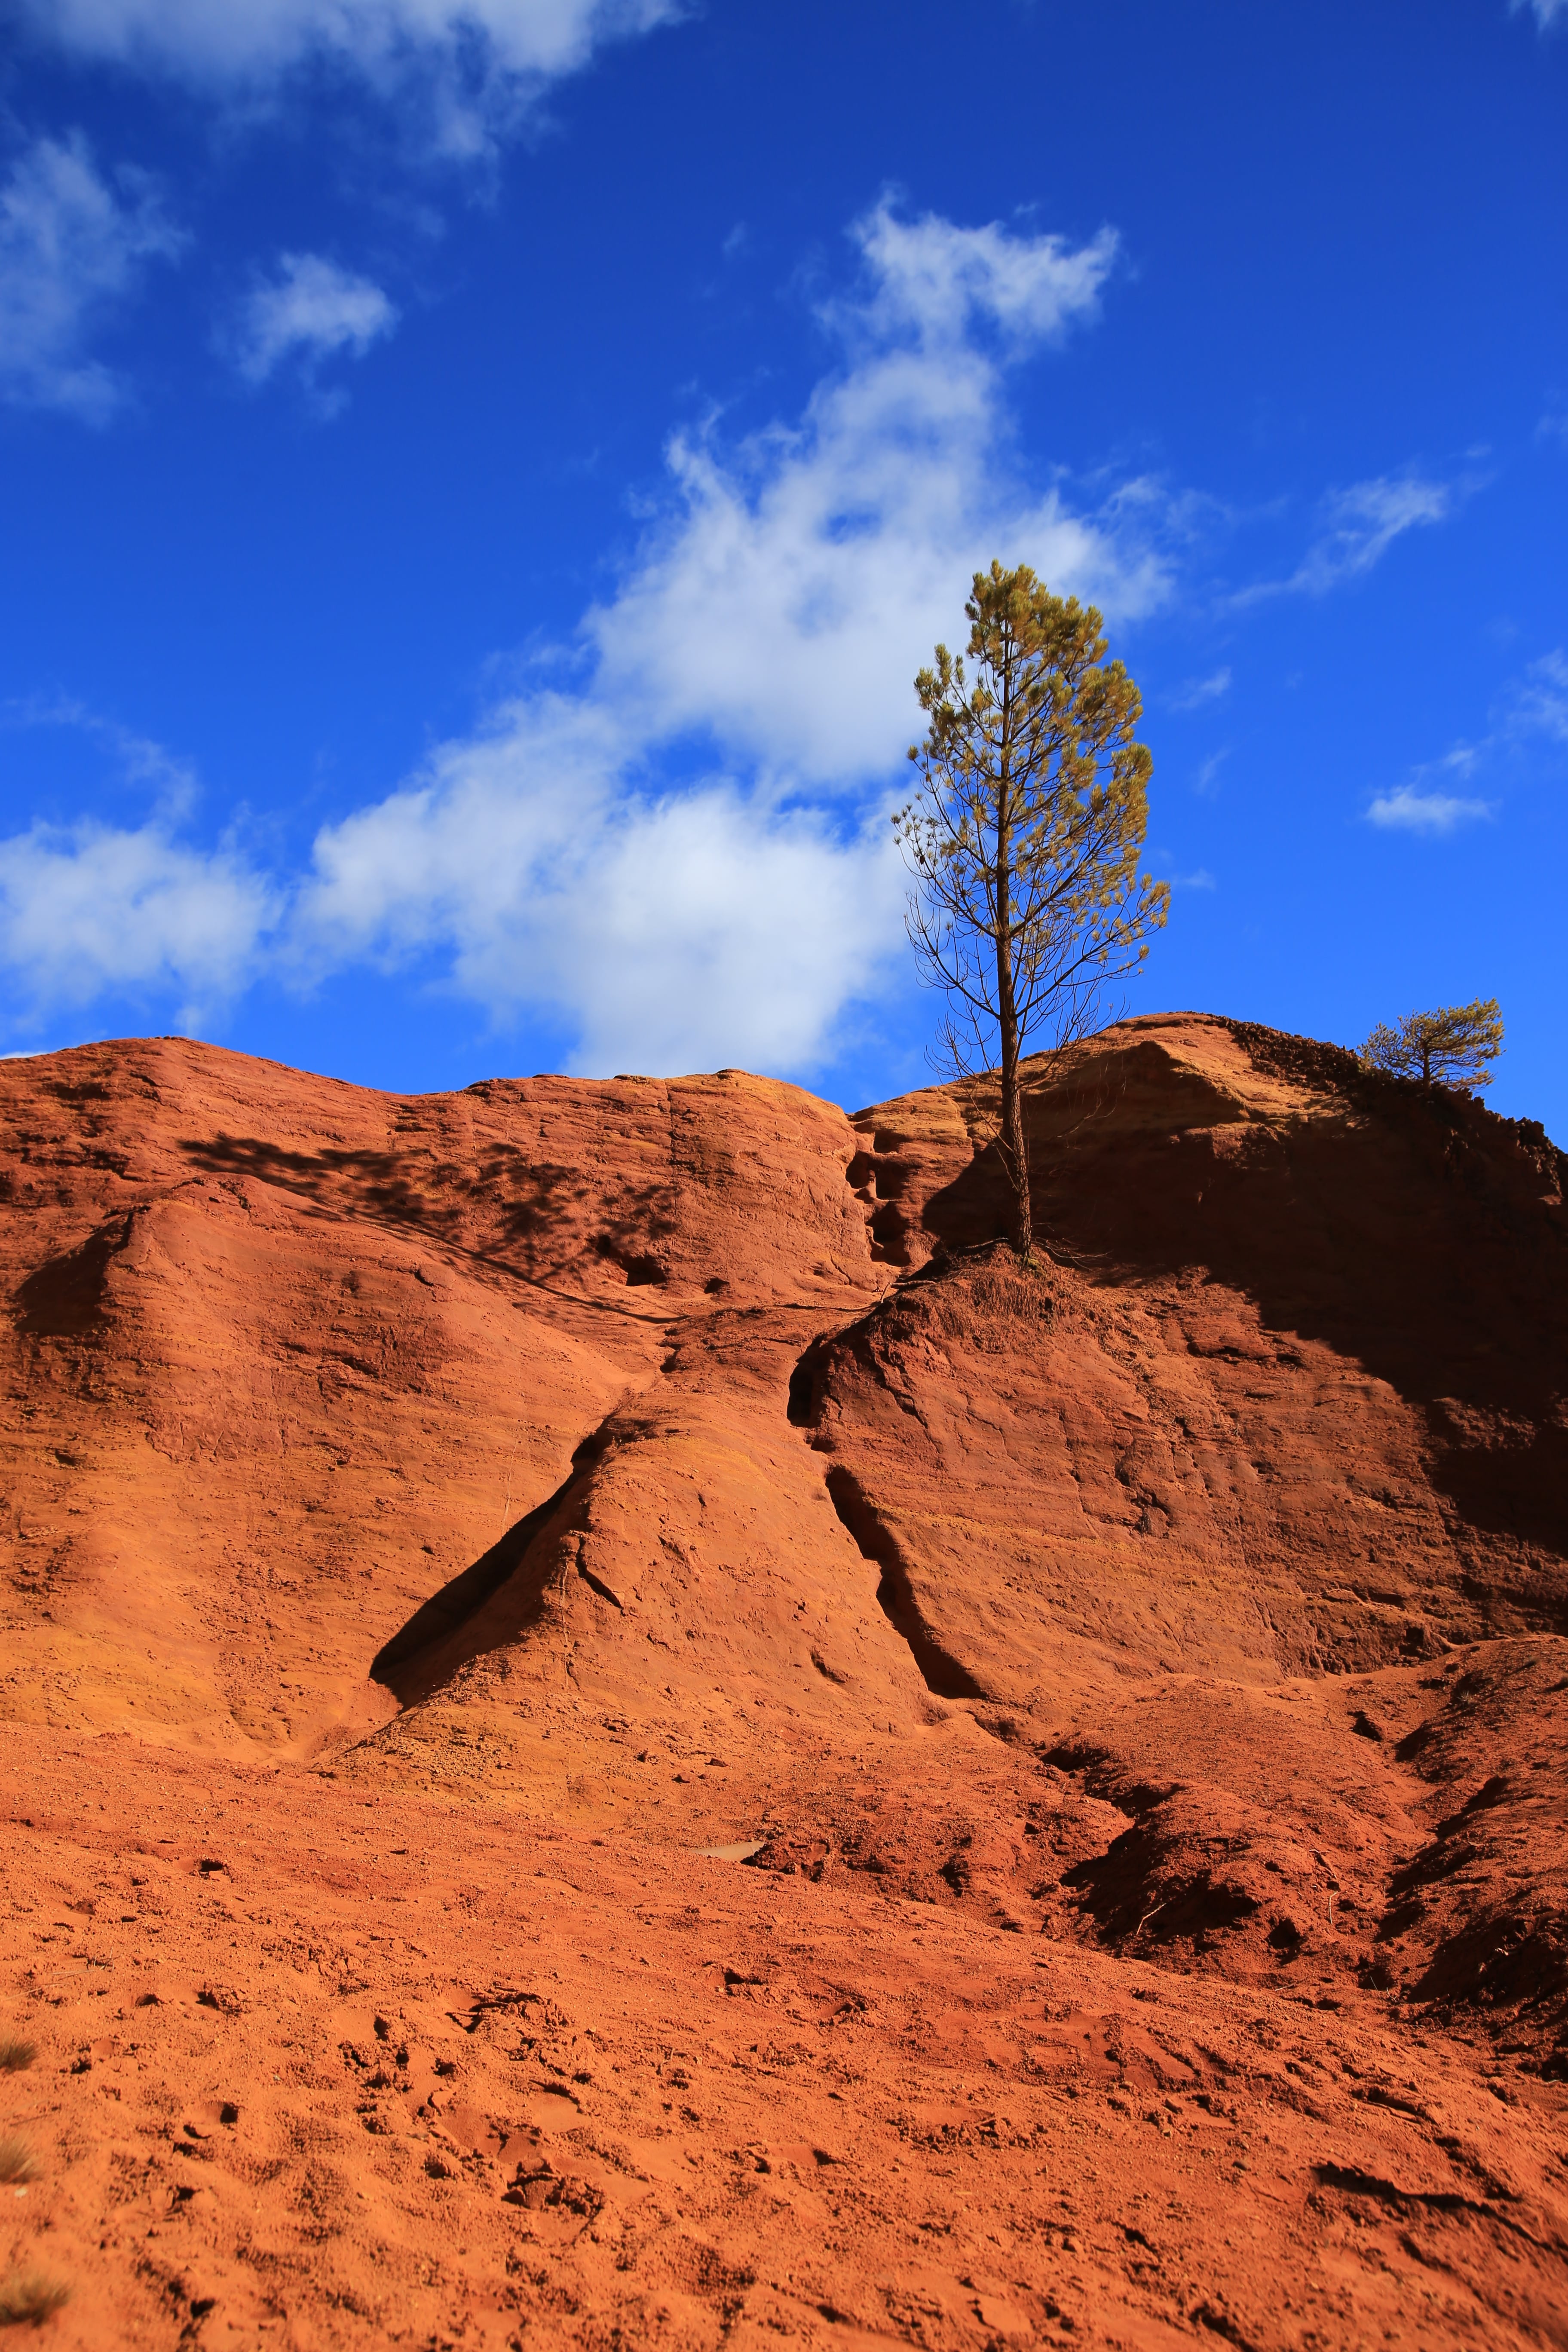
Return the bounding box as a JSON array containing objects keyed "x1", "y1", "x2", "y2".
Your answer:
[{"x1": 1360, "y1": 999, "x2": 1504, "y2": 1091}]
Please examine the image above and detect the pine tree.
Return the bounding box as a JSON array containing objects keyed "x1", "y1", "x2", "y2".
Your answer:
[
  {"x1": 895, "y1": 563, "x2": 1168, "y2": 1259},
  {"x1": 1360, "y1": 999, "x2": 1504, "y2": 1091}
]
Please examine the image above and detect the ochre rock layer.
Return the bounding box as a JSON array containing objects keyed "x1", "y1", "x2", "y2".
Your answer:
[{"x1": 1, "y1": 1014, "x2": 1565, "y2": 2349}]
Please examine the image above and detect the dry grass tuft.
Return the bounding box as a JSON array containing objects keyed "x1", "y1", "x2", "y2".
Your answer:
[
  {"x1": 0, "y1": 2140, "x2": 37, "y2": 2187},
  {"x1": 0, "y1": 2041, "x2": 34, "y2": 2075},
  {"x1": 889, "y1": 1257, "x2": 1056, "y2": 1346},
  {"x1": 969, "y1": 1262, "x2": 1054, "y2": 1326},
  {"x1": 0, "y1": 2270, "x2": 71, "y2": 2328}
]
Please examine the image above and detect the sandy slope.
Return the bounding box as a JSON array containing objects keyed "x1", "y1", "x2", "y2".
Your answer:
[{"x1": 3, "y1": 1733, "x2": 1565, "y2": 2352}]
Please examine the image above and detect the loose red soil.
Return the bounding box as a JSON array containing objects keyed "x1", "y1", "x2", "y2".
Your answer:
[{"x1": 0, "y1": 1015, "x2": 1565, "y2": 2348}]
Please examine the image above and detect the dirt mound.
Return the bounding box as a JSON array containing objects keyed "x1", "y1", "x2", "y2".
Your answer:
[{"x1": 1, "y1": 1014, "x2": 1565, "y2": 2347}]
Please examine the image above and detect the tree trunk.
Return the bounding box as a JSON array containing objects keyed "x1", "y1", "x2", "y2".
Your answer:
[
  {"x1": 999, "y1": 1006, "x2": 1032, "y2": 1259},
  {"x1": 992, "y1": 647, "x2": 1032, "y2": 1259}
]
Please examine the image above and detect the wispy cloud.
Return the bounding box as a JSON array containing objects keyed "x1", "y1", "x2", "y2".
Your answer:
[
  {"x1": 1364, "y1": 647, "x2": 1568, "y2": 842},
  {"x1": 1302, "y1": 473, "x2": 1450, "y2": 594},
  {"x1": 1171, "y1": 867, "x2": 1216, "y2": 890},
  {"x1": 1194, "y1": 749, "x2": 1228, "y2": 799},
  {"x1": 1169, "y1": 666, "x2": 1231, "y2": 711},
  {"x1": 1298, "y1": 474, "x2": 1452, "y2": 591},
  {"x1": 1507, "y1": 648, "x2": 1568, "y2": 742},
  {"x1": 1366, "y1": 784, "x2": 1495, "y2": 836},
  {"x1": 3, "y1": 696, "x2": 201, "y2": 816},
  {"x1": 22, "y1": 0, "x2": 683, "y2": 159},
  {"x1": 1512, "y1": 0, "x2": 1566, "y2": 30},
  {"x1": 1234, "y1": 470, "x2": 1457, "y2": 606},
  {"x1": 3, "y1": 203, "x2": 1182, "y2": 1072},
  {"x1": 227, "y1": 253, "x2": 398, "y2": 407},
  {"x1": 0, "y1": 132, "x2": 183, "y2": 421}
]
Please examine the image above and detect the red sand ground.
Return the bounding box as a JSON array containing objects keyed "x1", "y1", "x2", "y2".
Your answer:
[{"x1": 0, "y1": 1014, "x2": 1565, "y2": 2348}]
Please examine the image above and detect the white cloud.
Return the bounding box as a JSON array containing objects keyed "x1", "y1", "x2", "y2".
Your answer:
[
  {"x1": 583, "y1": 201, "x2": 1159, "y2": 787},
  {"x1": 229, "y1": 252, "x2": 397, "y2": 399},
  {"x1": 0, "y1": 132, "x2": 183, "y2": 421},
  {"x1": 1513, "y1": 0, "x2": 1566, "y2": 28},
  {"x1": 288, "y1": 201, "x2": 1166, "y2": 1069},
  {"x1": 29, "y1": 0, "x2": 675, "y2": 77},
  {"x1": 1193, "y1": 748, "x2": 1228, "y2": 798},
  {"x1": 1366, "y1": 784, "x2": 1494, "y2": 836},
  {"x1": 1171, "y1": 867, "x2": 1216, "y2": 890},
  {"x1": 1363, "y1": 649, "x2": 1568, "y2": 847},
  {"x1": 844, "y1": 205, "x2": 1119, "y2": 352},
  {"x1": 1170, "y1": 666, "x2": 1231, "y2": 710},
  {"x1": 0, "y1": 704, "x2": 273, "y2": 1035},
  {"x1": 6, "y1": 204, "x2": 1170, "y2": 1073},
  {"x1": 294, "y1": 697, "x2": 905, "y2": 1072},
  {"x1": 0, "y1": 816, "x2": 276, "y2": 1026},
  {"x1": 22, "y1": 0, "x2": 681, "y2": 155}
]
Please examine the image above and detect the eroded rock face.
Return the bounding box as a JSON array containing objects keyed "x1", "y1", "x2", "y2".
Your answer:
[
  {"x1": 2, "y1": 1015, "x2": 1567, "y2": 2348},
  {"x1": 0, "y1": 1038, "x2": 878, "y2": 1754},
  {"x1": 798, "y1": 1014, "x2": 1568, "y2": 2011}
]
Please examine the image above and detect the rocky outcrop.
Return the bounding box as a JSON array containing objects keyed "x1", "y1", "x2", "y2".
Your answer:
[{"x1": 0, "y1": 1039, "x2": 878, "y2": 1755}]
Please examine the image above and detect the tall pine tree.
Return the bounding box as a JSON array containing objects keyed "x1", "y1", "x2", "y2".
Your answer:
[{"x1": 896, "y1": 563, "x2": 1168, "y2": 1258}]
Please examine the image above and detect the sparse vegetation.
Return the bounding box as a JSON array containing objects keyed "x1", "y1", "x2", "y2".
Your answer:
[
  {"x1": 1361, "y1": 998, "x2": 1504, "y2": 1091},
  {"x1": 0, "y1": 2270, "x2": 72, "y2": 2328},
  {"x1": 0, "y1": 2041, "x2": 34, "y2": 2075},
  {"x1": 896, "y1": 562, "x2": 1167, "y2": 1259},
  {"x1": 0, "y1": 2140, "x2": 37, "y2": 2187},
  {"x1": 968, "y1": 1259, "x2": 1055, "y2": 1327},
  {"x1": 883, "y1": 1251, "x2": 1057, "y2": 1347}
]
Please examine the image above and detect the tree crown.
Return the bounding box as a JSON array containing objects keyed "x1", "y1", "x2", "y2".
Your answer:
[
  {"x1": 1360, "y1": 999, "x2": 1504, "y2": 1090},
  {"x1": 893, "y1": 560, "x2": 1168, "y2": 1077}
]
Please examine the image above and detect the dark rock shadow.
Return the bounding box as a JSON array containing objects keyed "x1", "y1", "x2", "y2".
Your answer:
[
  {"x1": 1061, "y1": 1825, "x2": 1261, "y2": 1951},
  {"x1": 176, "y1": 1131, "x2": 675, "y2": 1292},
  {"x1": 823, "y1": 1464, "x2": 986, "y2": 1700},
  {"x1": 13, "y1": 1216, "x2": 129, "y2": 1338},
  {"x1": 371, "y1": 1460, "x2": 592, "y2": 1706}
]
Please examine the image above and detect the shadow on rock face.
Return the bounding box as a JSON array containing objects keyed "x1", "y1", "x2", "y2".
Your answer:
[
  {"x1": 14, "y1": 1217, "x2": 128, "y2": 1338},
  {"x1": 821, "y1": 1464, "x2": 986, "y2": 1702},
  {"x1": 854, "y1": 1017, "x2": 1568, "y2": 1622},
  {"x1": 370, "y1": 1465, "x2": 588, "y2": 1706}
]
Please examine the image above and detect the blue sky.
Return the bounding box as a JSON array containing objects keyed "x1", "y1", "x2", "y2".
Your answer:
[{"x1": 1, "y1": 0, "x2": 1565, "y2": 1130}]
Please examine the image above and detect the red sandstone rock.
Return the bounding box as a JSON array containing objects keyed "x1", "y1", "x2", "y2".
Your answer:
[
  {"x1": 0, "y1": 1015, "x2": 1565, "y2": 2348},
  {"x1": 0, "y1": 1039, "x2": 872, "y2": 1756}
]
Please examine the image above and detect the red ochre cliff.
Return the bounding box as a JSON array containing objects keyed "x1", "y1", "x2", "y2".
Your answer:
[{"x1": 0, "y1": 1014, "x2": 1564, "y2": 2348}]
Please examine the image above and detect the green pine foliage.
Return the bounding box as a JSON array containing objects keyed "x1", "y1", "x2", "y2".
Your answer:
[
  {"x1": 1361, "y1": 999, "x2": 1504, "y2": 1091},
  {"x1": 894, "y1": 561, "x2": 1167, "y2": 1257}
]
